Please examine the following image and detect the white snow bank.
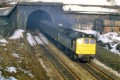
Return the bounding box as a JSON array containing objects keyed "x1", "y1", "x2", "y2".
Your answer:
[
  {"x1": 34, "y1": 36, "x2": 44, "y2": 45},
  {"x1": 98, "y1": 32, "x2": 119, "y2": 43},
  {"x1": 112, "y1": 37, "x2": 120, "y2": 42},
  {"x1": 0, "y1": 38, "x2": 8, "y2": 44},
  {"x1": 35, "y1": 0, "x2": 119, "y2": 5},
  {"x1": 27, "y1": 33, "x2": 37, "y2": 46},
  {"x1": 110, "y1": 42, "x2": 120, "y2": 54},
  {"x1": 6, "y1": 67, "x2": 17, "y2": 73},
  {"x1": 9, "y1": 77, "x2": 17, "y2": 80},
  {"x1": 0, "y1": 38, "x2": 8, "y2": 46},
  {"x1": 98, "y1": 32, "x2": 120, "y2": 54},
  {"x1": 9, "y1": 2, "x2": 17, "y2": 5},
  {"x1": 18, "y1": 67, "x2": 34, "y2": 78},
  {"x1": 13, "y1": 53, "x2": 19, "y2": 58},
  {"x1": 39, "y1": 33, "x2": 48, "y2": 44},
  {"x1": 9, "y1": 29, "x2": 25, "y2": 39},
  {"x1": 29, "y1": 0, "x2": 119, "y2": 13},
  {"x1": 0, "y1": 76, "x2": 17, "y2": 80},
  {"x1": 63, "y1": 5, "x2": 117, "y2": 13}
]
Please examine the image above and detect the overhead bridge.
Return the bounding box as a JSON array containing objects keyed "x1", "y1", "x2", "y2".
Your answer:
[{"x1": 0, "y1": 2, "x2": 67, "y2": 37}]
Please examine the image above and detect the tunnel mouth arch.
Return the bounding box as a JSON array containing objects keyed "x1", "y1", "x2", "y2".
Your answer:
[{"x1": 26, "y1": 10, "x2": 52, "y2": 30}]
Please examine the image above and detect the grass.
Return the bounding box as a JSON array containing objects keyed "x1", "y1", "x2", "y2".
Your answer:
[
  {"x1": 95, "y1": 45, "x2": 120, "y2": 72},
  {"x1": 0, "y1": 38, "x2": 49, "y2": 80}
]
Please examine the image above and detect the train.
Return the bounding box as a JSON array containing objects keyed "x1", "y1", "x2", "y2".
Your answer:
[{"x1": 39, "y1": 20, "x2": 96, "y2": 62}]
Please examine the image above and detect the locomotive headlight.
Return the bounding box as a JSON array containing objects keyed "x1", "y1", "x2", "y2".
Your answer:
[
  {"x1": 77, "y1": 39, "x2": 83, "y2": 44},
  {"x1": 82, "y1": 35, "x2": 84, "y2": 37}
]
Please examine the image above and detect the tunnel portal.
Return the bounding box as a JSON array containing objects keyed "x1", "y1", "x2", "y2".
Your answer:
[{"x1": 26, "y1": 10, "x2": 52, "y2": 30}]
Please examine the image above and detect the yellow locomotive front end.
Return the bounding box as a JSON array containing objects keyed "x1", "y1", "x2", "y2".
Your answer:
[{"x1": 75, "y1": 38, "x2": 96, "y2": 61}]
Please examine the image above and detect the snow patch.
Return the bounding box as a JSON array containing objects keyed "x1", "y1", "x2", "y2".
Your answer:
[
  {"x1": 30, "y1": 0, "x2": 119, "y2": 5},
  {"x1": 9, "y1": 29, "x2": 25, "y2": 39},
  {"x1": 0, "y1": 38, "x2": 8, "y2": 46},
  {"x1": 34, "y1": 36, "x2": 44, "y2": 45},
  {"x1": 110, "y1": 42, "x2": 120, "y2": 54},
  {"x1": 27, "y1": 33, "x2": 37, "y2": 46},
  {"x1": 98, "y1": 32, "x2": 120, "y2": 54},
  {"x1": 6, "y1": 67, "x2": 17, "y2": 73},
  {"x1": 18, "y1": 67, "x2": 34, "y2": 78},
  {"x1": 0, "y1": 71, "x2": 17, "y2": 80},
  {"x1": 0, "y1": 76, "x2": 6, "y2": 80},
  {"x1": 98, "y1": 32, "x2": 119, "y2": 43},
  {"x1": 0, "y1": 39, "x2": 8, "y2": 44},
  {"x1": 39, "y1": 33, "x2": 48, "y2": 44},
  {"x1": 34, "y1": 33, "x2": 48, "y2": 45},
  {"x1": 13, "y1": 53, "x2": 19, "y2": 58},
  {"x1": 9, "y1": 77, "x2": 17, "y2": 80}
]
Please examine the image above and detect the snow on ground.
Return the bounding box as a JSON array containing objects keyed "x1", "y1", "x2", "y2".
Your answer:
[
  {"x1": 9, "y1": 29, "x2": 25, "y2": 39},
  {"x1": 8, "y1": 77, "x2": 17, "y2": 80},
  {"x1": 0, "y1": 38, "x2": 8, "y2": 44},
  {"x1": 0, "y1": 7, "x2": 11, "y2": 10},
  {"x1": 13, "y1": 53, "x2": 19, "y2": 58},
  {"x1": 98, "y1": 32, "x2": 119, "y2": 43},
  {"x1": 39, "y1": 33, "x2": 48, "y2": 44},
  {"x1": 29, "y1": 0, "x2": 120, "y2": 5},
  {"x1": 27, "y1": 32, "x2": 48, "y2": 46},
  {"x1": 63, "y1": 5, "x2": 117, "y2": 13},
  {"x1": 0, "y1": 38, "x2": 9, "y2": 46},
  {"x1": 4, "y1": 10, "x2": 10, "y2": 15},
  {"x1": 98, "y1": 32, "x2": 120, "y2": 43},
  {"x1": 110, "y1": 42, "x2": 120, "y2": 54},
  {"x1": 34, "y1": 36, "x2": 44, "y2": 45},
  {"x1": 27, "y1": 0, "x2": 120, "y2": 13},
  {"x1": 18, "y1": 67, "x2": 34, "y2": 78},
  {"x1": 5, "y1": 67, "x2": 17, "y2": 73},
  {"x1": 27, "y1": 33, "x2": 37, "y2": 46},
  {"x1": 0, "y1": 70, "x2": 17, "y2": 80},
  {"x1": 14, "y1": 0, "x2": 120, "y2": 14},
  {"x1": 98, "y1": 32, "x2": 120, "y2": 54}
]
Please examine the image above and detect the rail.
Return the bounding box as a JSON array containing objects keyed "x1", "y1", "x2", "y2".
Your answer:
[
  {"x1": 80, "y1": 62, "x2": 115, "y2": 80},
  {"x1": 31, "y1": 30, "x2": 81, "y2": 80}
]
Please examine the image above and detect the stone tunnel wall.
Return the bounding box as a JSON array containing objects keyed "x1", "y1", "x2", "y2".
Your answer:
[
  {"x1": 0, "y1": 2, "x2": 64, "y2": 37},
  {"x1": 17, "y1": 2, "x2": 64, "y2": 30},
  {"x1": 0, "y1": 6, "x2": 17, "y2": 38}
]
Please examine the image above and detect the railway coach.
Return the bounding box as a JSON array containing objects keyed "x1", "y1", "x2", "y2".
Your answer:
[{"x1": 39, "y1": 20, "x2": 96, "y2": 62}]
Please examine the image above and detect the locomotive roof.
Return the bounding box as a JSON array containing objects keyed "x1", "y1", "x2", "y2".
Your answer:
[
  {"x1": 59, "y1": 27, "x2": 95, "y2": 39},
  {"x1": 40, "y1": 20, "x2": 95, "y2": 39}
]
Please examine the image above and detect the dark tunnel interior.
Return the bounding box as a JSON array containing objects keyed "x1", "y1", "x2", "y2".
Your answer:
[{"x1": 26, "y1": 10, "x2": 52, "y2": 30}]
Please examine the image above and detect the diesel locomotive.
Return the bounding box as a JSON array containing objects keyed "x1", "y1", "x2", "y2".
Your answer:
[{"x1": 39, "y1": 20, "x2": 96, "y2": 62}]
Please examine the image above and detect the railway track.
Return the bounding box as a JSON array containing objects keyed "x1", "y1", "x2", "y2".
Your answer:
[
  {"x1": 31, "y1": 31, "x2": 81, "y2": 80},
  {"x1": 30, "y1": 30, "x2": 116, "y2": 80},
  {"x1": 80, "y1": 62, "x2": 115, "y2": 80}
]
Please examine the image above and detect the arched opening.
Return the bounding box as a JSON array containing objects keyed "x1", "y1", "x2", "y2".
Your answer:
[{"x1": 26, "y1": 10, "x2": 52, "y2": 30}]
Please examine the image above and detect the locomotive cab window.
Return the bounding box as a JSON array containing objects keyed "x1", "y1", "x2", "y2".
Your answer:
[
  {"x1": 77, "y1": 39, "x2": 83, "y2": 44},
  {"x1": 90, "y1": 39, "x2": 95, "y2": 44},
  {"x1": 84, "y1": 38, "x2": 89, "y2": 44}
]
